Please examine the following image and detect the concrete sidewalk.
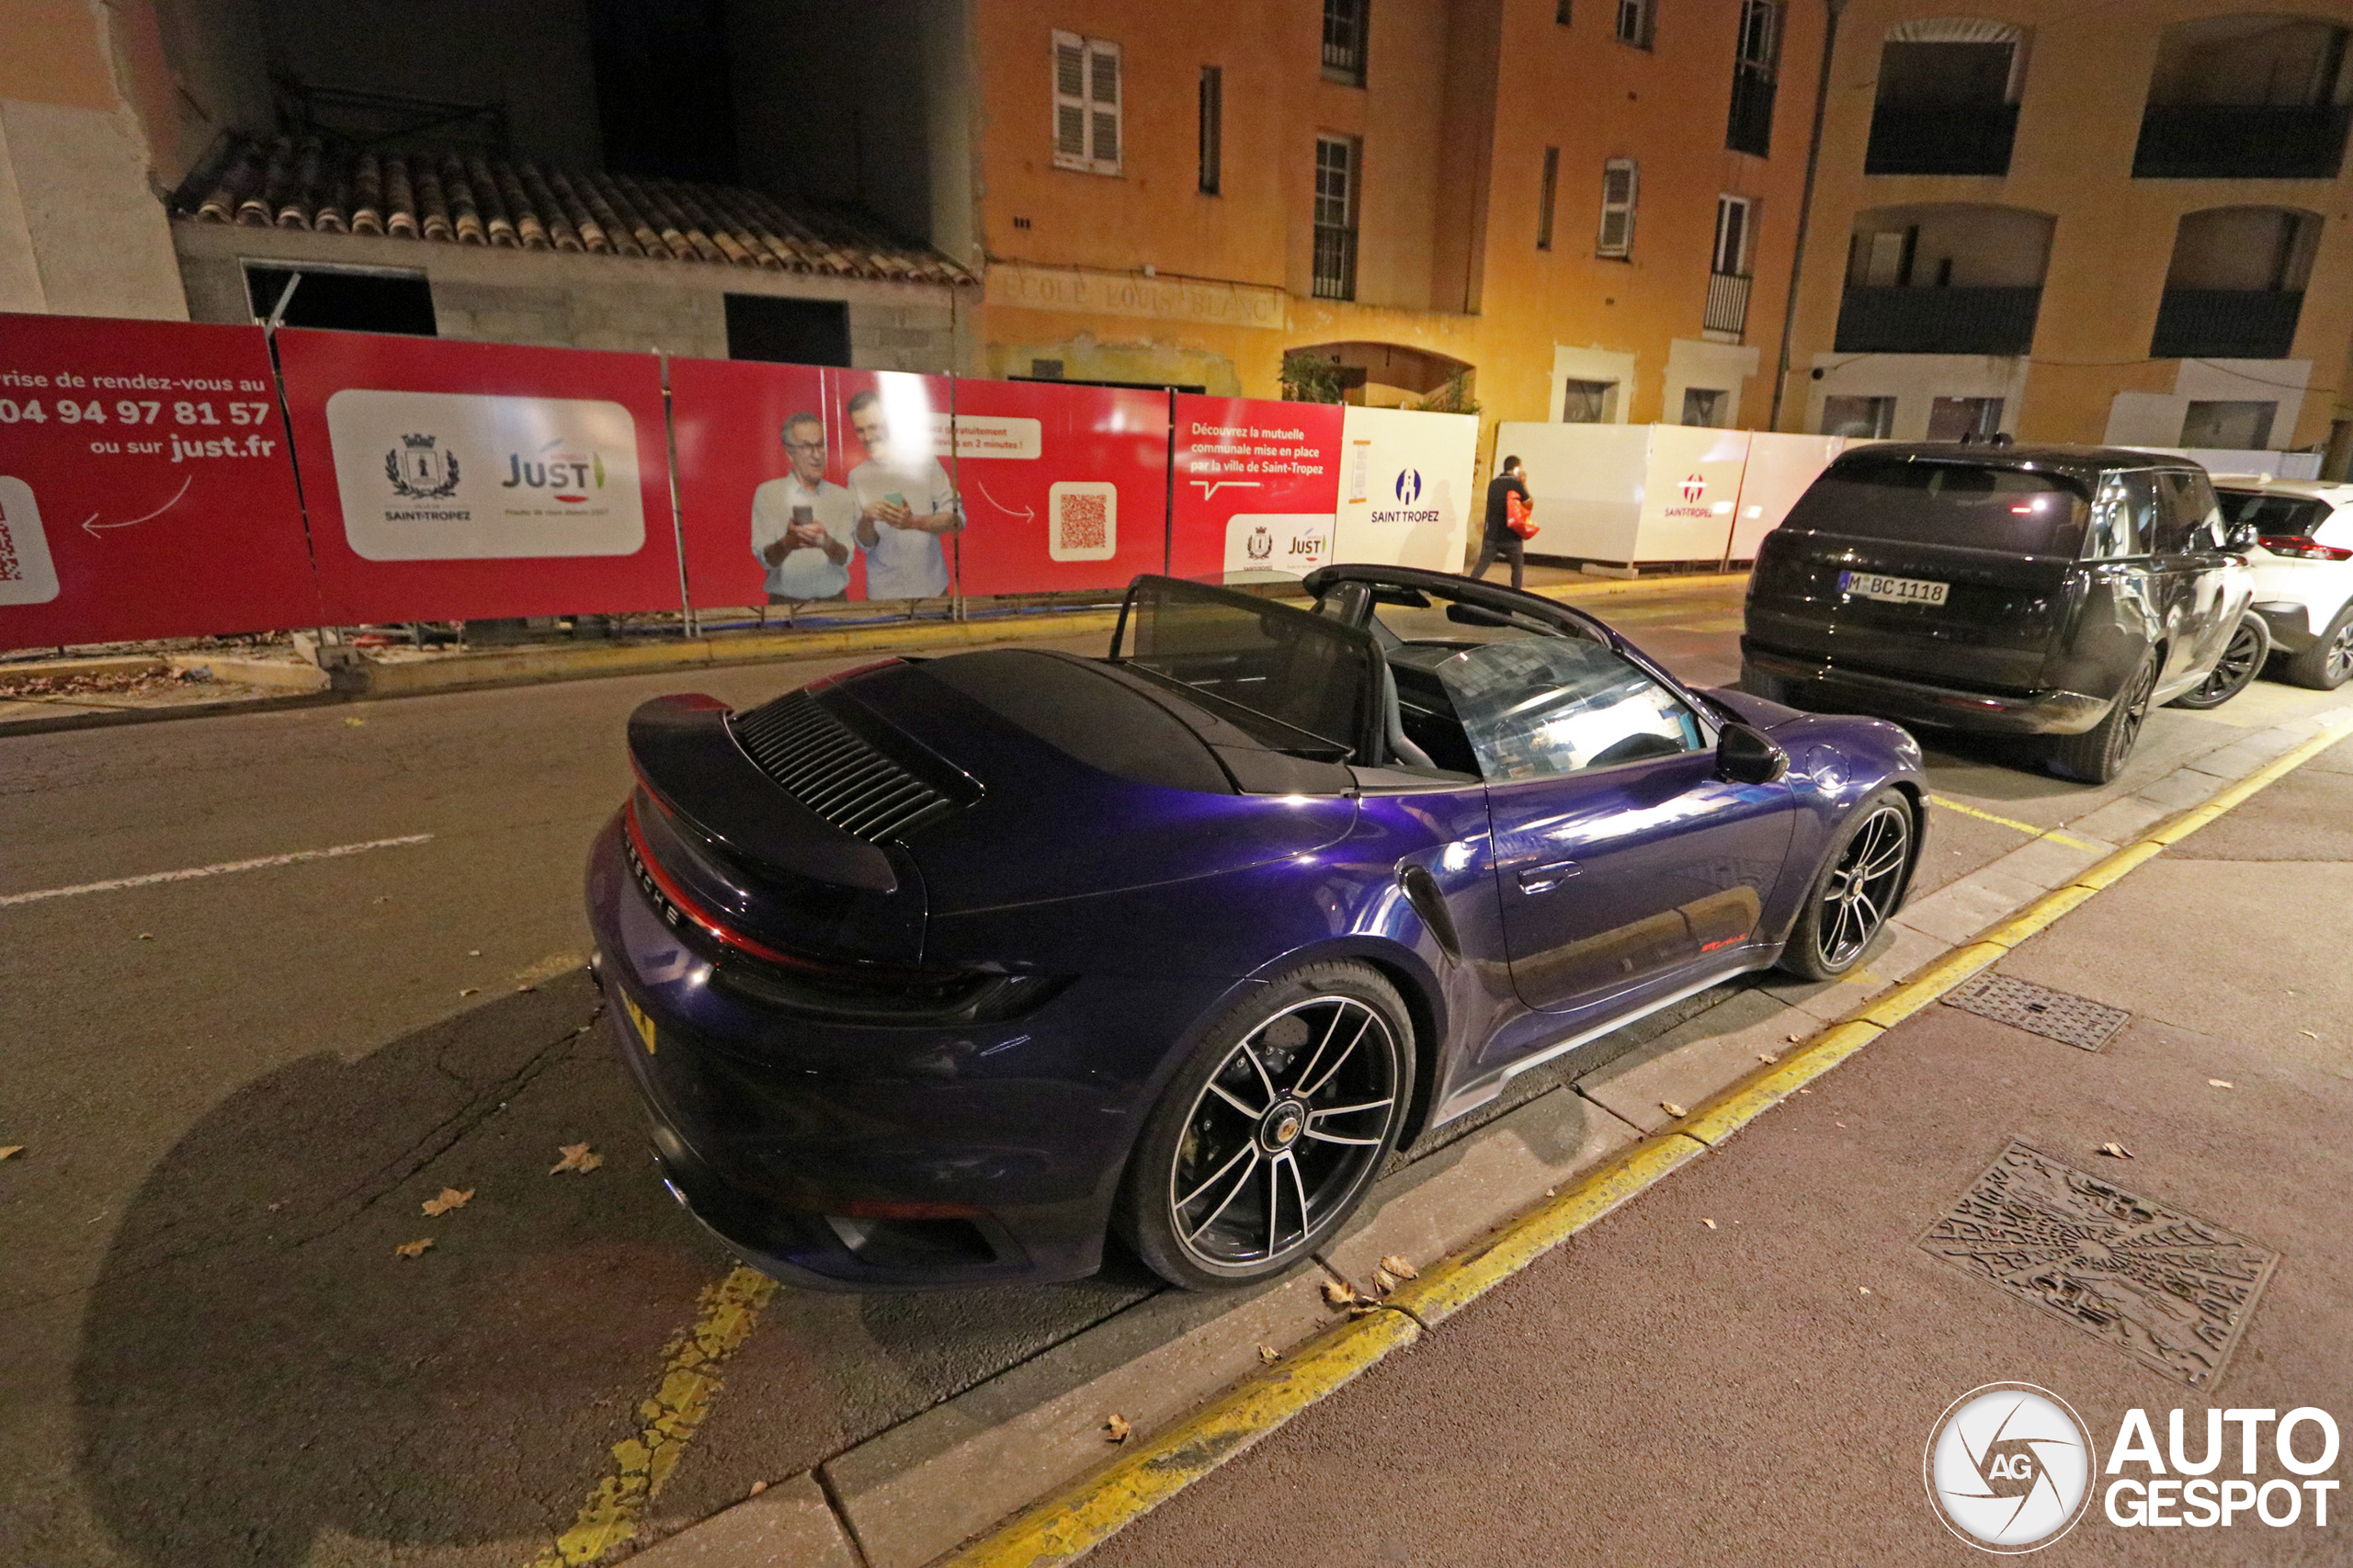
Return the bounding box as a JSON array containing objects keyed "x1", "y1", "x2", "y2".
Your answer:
[
  {"x1": 1083, "y1": 737, "x2": 2353, "y2": 1566},
  {"x1": 0, "y1": 569, "x2": 1740, "y2": 737}
]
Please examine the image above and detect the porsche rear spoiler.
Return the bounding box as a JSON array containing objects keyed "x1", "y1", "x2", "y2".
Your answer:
[{"x1": 627, "y1": 694, "x2": 900, "y2": 893}]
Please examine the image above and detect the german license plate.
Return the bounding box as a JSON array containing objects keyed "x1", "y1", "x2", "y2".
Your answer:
[{"x1": 1838, "y1": 571, "x2": 1949, "y2": 607}]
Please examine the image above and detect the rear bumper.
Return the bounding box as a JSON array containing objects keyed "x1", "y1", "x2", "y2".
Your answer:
[
  {"x1": 2252, "y1": 599, "x2": 2320, "y2": 653},
  {"x1": 585, "y1": 813, "x2": 1232, "y2": 1290},
  {"x1": 1741, "y1": 642, "x2": 2110, "y2": 736}
]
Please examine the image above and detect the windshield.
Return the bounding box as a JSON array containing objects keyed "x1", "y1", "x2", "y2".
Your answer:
[
  {"x1": 2216, "y1": 488, "x2": 2332, "y2": 540},
  {"x1": 1786, "y1": 460, "x2": 2089, "y2": 556},
  {"x1": 1427, "y1": 639, "x2": 1704, "y2": 783},
  {"x1": 1113, "y1": 576, "x2": 1378, "y2": 758}
]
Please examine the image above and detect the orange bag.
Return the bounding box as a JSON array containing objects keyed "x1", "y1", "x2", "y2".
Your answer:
[{"x1": 1506, "y1": 489, "x2": 1539, "y2": 540}]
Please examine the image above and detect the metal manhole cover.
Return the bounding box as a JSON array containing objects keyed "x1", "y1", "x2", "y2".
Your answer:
[
  {"x1": 1943, "y1": 972, "x2": 2129, "y2": 1052},
  {"x1": 1919, "y1": 1142, "x2": 2277, "y2": 1388}
]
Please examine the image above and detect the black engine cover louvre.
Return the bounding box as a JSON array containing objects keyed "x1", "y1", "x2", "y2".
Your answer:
[{"x1": 731, "y1": 690, "x2": 957, "y2": 845}]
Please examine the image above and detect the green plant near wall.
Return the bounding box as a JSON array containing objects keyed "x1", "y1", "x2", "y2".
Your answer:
[
  {"x1": 1408, "y1": 371, "x2": 1479, "y2": 415},
  {"x1": 1280, "y1": 351, "x2": 1348, "y2": 404}
]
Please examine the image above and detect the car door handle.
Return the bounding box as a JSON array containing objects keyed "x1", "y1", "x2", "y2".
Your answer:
[{"x1": 1516, "y1": 859, "x2": 1582, "y2": 893}]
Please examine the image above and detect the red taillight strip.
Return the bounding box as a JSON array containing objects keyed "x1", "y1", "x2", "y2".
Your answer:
[
  {"x1": 622, "y1": 796, "x2": 815, "y2": 970},
  {"x1": 2257, "y1": 534, "x2": 2353, "y2": 562}
]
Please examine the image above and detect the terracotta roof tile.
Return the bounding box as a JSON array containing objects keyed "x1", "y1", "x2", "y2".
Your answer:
[{"x1": 177, "y1": 134, "x2": 970, "y2": 286}]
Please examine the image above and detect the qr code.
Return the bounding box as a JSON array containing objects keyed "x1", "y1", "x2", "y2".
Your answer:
[
  {"x1": 1048, "y1": 483, "x2": 1117, "y2": 561},
  {"x1": 1056, "y1": 494, "x2": 1108, "y2": 551}
]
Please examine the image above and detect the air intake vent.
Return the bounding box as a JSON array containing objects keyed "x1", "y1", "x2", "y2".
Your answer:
[{"x1": 731, "y1": 691, "x2": 953, "y2": 844}]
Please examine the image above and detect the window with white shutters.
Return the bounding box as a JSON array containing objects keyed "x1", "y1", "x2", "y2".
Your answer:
[
  {"x1": 1052, "y1": 31, "x2": 1122, "y2": 175},
  {"x1": 1597, "y1": 158, "x2": 1638, "y2": 256}
]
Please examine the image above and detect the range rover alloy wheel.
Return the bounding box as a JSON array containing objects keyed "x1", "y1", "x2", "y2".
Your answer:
[
  {"x1": 1118, "y1": 965, "x2": 1412, "y2": 1290},
  {"x1": 2047, "y1": 655, "x2": 2155, "y2": 784},
  {"x1": 2170, "y1": 614, "x2": 2269, "y2": 710},
  {"x1": 1779, "y1": 789, "x2": 1914, "y2": 981}
]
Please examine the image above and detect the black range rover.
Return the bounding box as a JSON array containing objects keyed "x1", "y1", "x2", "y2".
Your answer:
[{"x1": 1741, "y1": 446, "x2": 2266, "y2": 783}]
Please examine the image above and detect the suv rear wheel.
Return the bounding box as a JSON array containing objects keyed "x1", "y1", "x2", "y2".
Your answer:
[
  {"x1": 2045, "y1": 654, "x2": 2155, "y2": 784},
  {"x1": 2284, "y1": 602, "x2": 2353, "y2": 690}
]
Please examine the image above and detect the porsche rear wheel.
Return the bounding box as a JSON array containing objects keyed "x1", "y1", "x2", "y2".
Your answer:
[
  {"x1": 1118, "y1": 964, "x2": 1413, "y2": 1291},
  {"x1": 1777, "y1": 790, "x2": 1914, "y2": 983}
]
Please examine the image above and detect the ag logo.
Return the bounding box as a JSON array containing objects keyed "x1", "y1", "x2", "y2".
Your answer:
[
  {"x1": 1394, "y1": 468, "x2": 1422, "y2": 506},
  {"x1": 1925, "y1": 1383, "x2": 2093, "y2": 1553},
  {"x1": 386, "y1": 433, "x2": 460, "y2": 499},
  {"x1": 1678, "y1": 472, "x2": 1706, "y2": 504}
]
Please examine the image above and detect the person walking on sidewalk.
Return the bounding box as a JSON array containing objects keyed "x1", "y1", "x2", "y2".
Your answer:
[{"x1": 1472, "y1": 454, "x2": 1530, "y2": 590}]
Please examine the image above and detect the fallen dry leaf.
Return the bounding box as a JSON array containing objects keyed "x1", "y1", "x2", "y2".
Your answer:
[
  {"x1": 2209, "y1": 1079, "x2": 2235, "y2": 1089},
  {"x1": 517, "y1": 983, "x2": 535, "y2": 993},
  {"x1": 1378, "y1": 1254, "x2": 1418, "y2": 1282},
  {"x1": 0, "y1": 1145, "x2": 23, "y2": 1161},
  {"x1": 344, "y1": 717, "x2": 366, "y2": 726},
  {"x1": 136, "y1": 932, "x2": 153, "y2": 941},
  {"x1": 394, "y1": 1238, "x2": 433, "y2": 1258},
  {"x1": 1661, "y1": 1102, "x2": 1688, "y2": 1119},
  {"x1": 747, "y1": 1480, "x2": 768, "y2": 1498},
  {"x1": 2097, "y1": 1142, "x2": 2135, "y2": 1160},
  {"x1": 1701, "y1": 1218, "x2": 1718, "y2": 1230},
  {"x1": 1859, "y1": 1287, "x2": 1872, "y2": 1295},
  {"x1": 460, "y1": 987, "x2": 480, "y2": 997},
  {"x1": 1104, "y1": 1414, "x2": 1131, "y2": 1444},
  {"x1": 1786, "y1": 1033, "x2": 1803, "y2": 1043},
  {"x1": 1322, "y1": 1278, "x2": 1358, "y2": 1307},
  {"x1": 550, "y1": 1142, "x2": 603, "y2": 1175},
  {"x1": 1371, "y1": 1267, "x2": 1398, "y2": 1294},
  {"x1": 1756, "y1": 1051, "x2": 1779, "y2": 1064},
  {"x1": 1256, "y1": 1344, "x2": 1282, "y2": 1366},
  {"x1": 422, "y1": 1187, "x2": 474, "y2": 1217},
  {"x1": 2299, "y1": 1029, "x2": 2318, "y2": 1039}
]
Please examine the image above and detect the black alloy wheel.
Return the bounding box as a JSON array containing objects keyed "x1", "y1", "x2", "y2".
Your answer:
[
  {"x1": 1118, "y1": 964, "x2": 1412, "y2": 1290},
  {"x1": 2046, "y1": 655, "x2": 2156, "y2": 784},
  {"x1": 1779, "y1": 790, "x2": 1913, "y2": 981},
  {"x1": 2169, "y1": 614, "x2": 2268, "y2": 710},
  {"x1": 2285, "y1": 604, "x2": 2353, "y2": 690}
]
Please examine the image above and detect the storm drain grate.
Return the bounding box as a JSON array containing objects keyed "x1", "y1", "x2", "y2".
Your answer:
[
  {"x1": 1919, "y1": 1142, "x2": 2278, "y2": 1388},
  {"x1": 1942, "y1": 972, "x2": 2130, "y2": 1052}
]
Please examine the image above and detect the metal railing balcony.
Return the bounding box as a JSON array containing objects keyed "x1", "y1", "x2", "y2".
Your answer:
[
  {"x1": 1834, "y1": 286, "x2": 2041, "y2": 355},
  {"x1": 1863, "y1": 102, "x2": 2019, "y2": 176},
  {"x1": 1312, "y1": 224, "x2": 1357, "y2": 301},
  {"x1": 1705, "y1": 270, "x2": 1753, "y2": 337},
  {"x1": 2133, "y1": 105, "x2": 2349, "y2": 179},
  {"x1": 2150, "y1": 289, "x2": 2304, "y2": 359}
]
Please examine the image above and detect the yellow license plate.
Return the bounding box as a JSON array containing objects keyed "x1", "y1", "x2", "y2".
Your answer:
[{"x1": 621, "y1": 991, "x2": 657, "y2": 1055}]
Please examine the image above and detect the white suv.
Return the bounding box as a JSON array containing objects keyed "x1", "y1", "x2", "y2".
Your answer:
[{"x1": 2213, "y1": 476, "x2": 2353, "y2": 689}]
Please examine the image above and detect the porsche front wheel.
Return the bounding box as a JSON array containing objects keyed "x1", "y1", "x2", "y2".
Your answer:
[
  {"x1": 1118, "y1": 964, "x2": 1413, "y2": 1291},
  {"x1": 1778, "y1": 790, "x2": 1915, "y2": 983}
]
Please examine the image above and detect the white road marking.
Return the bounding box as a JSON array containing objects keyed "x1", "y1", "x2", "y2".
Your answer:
[{"x1": 0, "y1": 834, "x2": 433, "y2": 907}]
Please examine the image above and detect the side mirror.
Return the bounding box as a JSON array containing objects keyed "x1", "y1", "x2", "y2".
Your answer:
[
  {"x1": 2224, "y1": 520, "x2": 2258, "y2": 552},
  {"x1": 1715, "y1": 722, "x2": 1790, "y2": 785}
]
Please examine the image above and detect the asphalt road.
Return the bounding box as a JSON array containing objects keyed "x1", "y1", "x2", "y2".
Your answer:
[
  {"x1": 1090, "y1": 735, "x2": 2353, "y2": 1567},
  {"x1": 3, "y1": 577, "x2": 2347, "y2": 1567}
]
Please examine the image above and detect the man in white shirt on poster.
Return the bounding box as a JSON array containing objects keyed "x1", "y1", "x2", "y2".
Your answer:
[
  {"x1": 846, "y1": 388, "x2": 961, "y2": 600},
  {"x1": 750, "y1": 412, "x2": 855, "y2": 602}
]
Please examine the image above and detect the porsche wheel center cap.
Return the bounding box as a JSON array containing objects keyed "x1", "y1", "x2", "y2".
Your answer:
[{"x1": 1261, "y1": 1100, "x2": 1308, "y2": 1152}]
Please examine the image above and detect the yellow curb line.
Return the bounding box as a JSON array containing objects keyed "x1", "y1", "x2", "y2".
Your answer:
[
  {"x1": 526, "y1": 1267, "x2": 779, "y2": 1567},
  {"x1": 1927, "y1": 793, "x2": 2099, "y2": 852},
  {"x1": 932, "y1": 709, "x2": 2353, "y2": 1568}
]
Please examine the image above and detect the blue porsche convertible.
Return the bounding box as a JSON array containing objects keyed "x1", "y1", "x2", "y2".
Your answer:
[{"x1": 586, "y1": 567, "x2": 1927, "y2": 1291}]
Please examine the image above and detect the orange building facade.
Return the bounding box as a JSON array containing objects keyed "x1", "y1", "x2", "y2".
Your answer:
[{"x1": 966, "y1": 0, "x2": 1825, "y2": 465}]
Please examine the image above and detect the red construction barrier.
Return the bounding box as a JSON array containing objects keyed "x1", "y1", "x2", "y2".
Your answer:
[
  {"x1": 275, "y1": 329, "x2": 679, "y2": 624},
  {"x1": 946, "y1": 378, "x2": 1169, "y2": 597},
  {"x1": 1169, "y1": 395, "x2": 1343, "y2": 582},
  {"x1": 0, "y1": 312, "x2": 316, "y2": 650}
]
